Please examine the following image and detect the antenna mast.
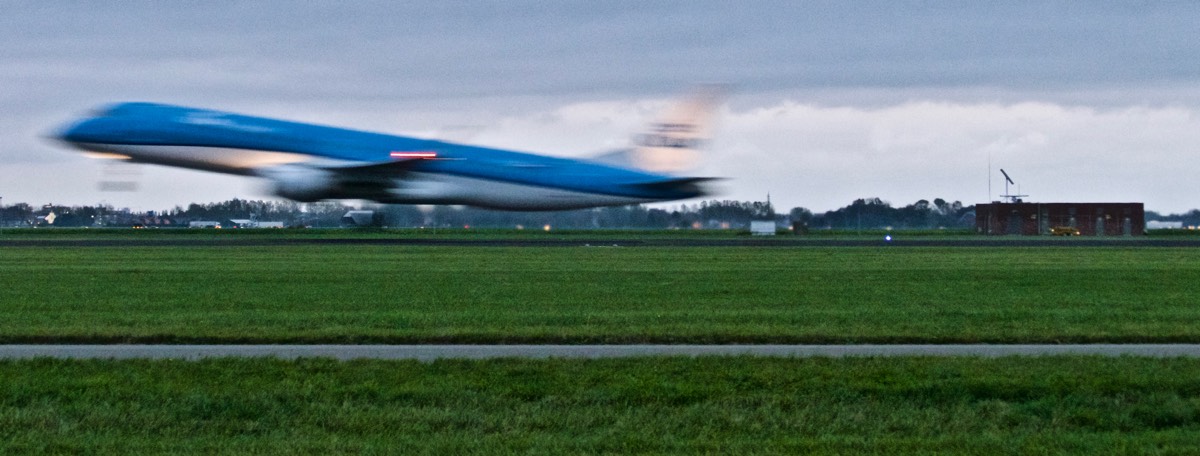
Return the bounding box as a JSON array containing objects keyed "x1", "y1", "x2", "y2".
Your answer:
[{"x1": 999, "y1": 169, "x2": 1028, "y2": 203}]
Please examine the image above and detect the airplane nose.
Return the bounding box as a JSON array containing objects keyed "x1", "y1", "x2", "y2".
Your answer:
[
  {"x1": 51, "y1": 117, "x2": 110, "y2": 146},
  {"x1": 52, "y1": 122, "x2": 82, "y2": 143}
]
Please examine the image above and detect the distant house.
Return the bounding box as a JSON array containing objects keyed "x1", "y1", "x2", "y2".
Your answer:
[
  {"x1": 227, "y1": 219, "x2": 285, "y2": 228},
  {"x1": 750, "y1": 220, "x2": 776, "y2": 236},
  {"x1": 342, "y1": 210, "x2": 381, "y2": 226},
  {"x1": 188, "y1": 221, "x2": 221, "y2": 228},
  {"x1": 1147, "y1": 221, "x2": 1184, "y2": 230}
]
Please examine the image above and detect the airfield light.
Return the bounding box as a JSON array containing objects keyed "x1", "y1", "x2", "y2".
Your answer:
[
  {"x1": 543, "y1": 224, "x2": 551, "y2": 232},
  {"x1": 885, "y1": 234, "x2": 893, "y2": 242}
]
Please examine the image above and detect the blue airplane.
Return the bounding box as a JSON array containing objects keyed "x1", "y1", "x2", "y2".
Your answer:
[{"x1": 54, "y1": 90, "x2": 721, "y2": 210}]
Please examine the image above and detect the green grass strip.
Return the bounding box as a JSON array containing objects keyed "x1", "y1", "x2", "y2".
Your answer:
[
  {"x1": 4, "y1": 245, "x2": 1200, "y2": 343},
  {"x1": 2, "y1": 356, "x2": 1200, "y2": 454}
]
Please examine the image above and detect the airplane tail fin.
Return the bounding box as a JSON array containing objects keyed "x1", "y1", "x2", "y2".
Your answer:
[{"x1": 591, "y1": 86, "x2": 725, "y2": 174}]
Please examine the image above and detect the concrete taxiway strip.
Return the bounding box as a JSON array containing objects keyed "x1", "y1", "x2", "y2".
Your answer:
[{"x1": 4, "y1": 345, "x2": 1200, "y2": 360}]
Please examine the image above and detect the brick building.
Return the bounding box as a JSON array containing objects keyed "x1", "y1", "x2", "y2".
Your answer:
[{"x1": 975, "y1": 202, "x2": 1144, "y2": 236}]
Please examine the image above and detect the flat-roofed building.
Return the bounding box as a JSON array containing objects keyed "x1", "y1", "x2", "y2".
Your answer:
[{"x1": 975, "y1": 202, "x2": 1144, "y2": 236}]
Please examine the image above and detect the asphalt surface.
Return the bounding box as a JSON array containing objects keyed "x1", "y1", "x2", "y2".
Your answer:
[{"x1": 4, "y1": 345, "x2": 1200, "y2": 360}]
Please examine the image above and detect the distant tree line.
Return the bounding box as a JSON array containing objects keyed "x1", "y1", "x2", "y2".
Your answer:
[
  {"x1": 800, "y1": 197, "x2": 975, "y2": 230},
  {"x1": 1, "y1": 203, "x2": 118, "y2": 228},
  {"x1": 1145, "y1": 210, "x2": 1200, "y2": 227},
  {"x1": 3, "y1": 197, "x2": 985, "y2": 230},
  {"x1": 10, "y1": 197, "x2": 1200, "y2": 230},
  {"x1": 162, "y1": 200, "x2": 350, "y2": 227}
]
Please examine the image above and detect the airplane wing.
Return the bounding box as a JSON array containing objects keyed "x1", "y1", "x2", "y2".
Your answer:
[
  {"x1": 320, "y1": 156, "x2": 429, "y2": 174},
  {"x1": 624, "y1": 177, "x2": 720, "y2": 197},
  {"x1": 256, "y1": 157, "x2": 429, "y2": 202}
]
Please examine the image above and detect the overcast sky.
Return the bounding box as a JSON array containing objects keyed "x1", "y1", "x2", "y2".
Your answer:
[{"x1": 4, "y1": 1, "x2": 1200, "y2": 213}]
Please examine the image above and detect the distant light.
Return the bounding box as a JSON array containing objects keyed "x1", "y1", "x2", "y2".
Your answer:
[
  {"x1": 390, "y1": 151, "x2": 438, "y2": 159},
  {"x1": 516, "y1": 224, "x2": 524, "y2": 230},
  {"x1": 463, "y1": 225, "x2": 470, "y2": 229},
  {"x1": 884, "y1": 235, "x2": 892, "y2": 242},
  {"x1": 543, "y1": 224, "x2": 551, "y2": 231}
]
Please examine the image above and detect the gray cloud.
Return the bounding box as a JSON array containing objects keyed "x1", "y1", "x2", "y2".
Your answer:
[{"x1": 8, "y1": 2, "x2": 1198, "y2": 101}]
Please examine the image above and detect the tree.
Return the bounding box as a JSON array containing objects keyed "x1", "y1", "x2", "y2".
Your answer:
[{"x1": 788, "y1": 207, "x2": 813, "y2": 224}]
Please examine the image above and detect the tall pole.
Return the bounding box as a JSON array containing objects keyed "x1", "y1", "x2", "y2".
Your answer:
[{"x1": 986, "y1": 154, "x2": 992, "y2": 234}]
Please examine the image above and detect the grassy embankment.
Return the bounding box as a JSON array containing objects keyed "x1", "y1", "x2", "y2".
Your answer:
[
  {"x1": 3, "y1": 244, "x2": 1199, "y2": 343},
  {"x1": 2, "y1": 356, "x2": 1200, "y2": 453}
]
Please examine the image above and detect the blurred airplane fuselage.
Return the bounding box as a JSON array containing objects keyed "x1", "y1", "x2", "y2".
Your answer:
[{"x1": 55, "y1": 95, "x2": 720, "y2": 210}]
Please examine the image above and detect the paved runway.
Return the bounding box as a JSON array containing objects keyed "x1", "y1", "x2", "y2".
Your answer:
[{"x1": 4, "y1": 345, "x2": 1200, "y2": 360}]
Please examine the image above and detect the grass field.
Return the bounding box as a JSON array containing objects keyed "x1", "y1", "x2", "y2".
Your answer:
[
  {"x1": 2, "y1": 356, "x2": 1199, "y2": 454},
  {"x1": 3, "y1": 243, "x2": 1200, "y2": 343},
  {"x1": 5, "y1": 234, "x2": 1199, "y2": 452}
]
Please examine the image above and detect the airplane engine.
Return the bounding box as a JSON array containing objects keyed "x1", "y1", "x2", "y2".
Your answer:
[{"x1": 261, "y1": 165, "x2": 337, "y2": 202}]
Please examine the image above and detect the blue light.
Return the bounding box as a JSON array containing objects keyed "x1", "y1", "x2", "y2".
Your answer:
[{"x1": 884, "y1": 234, "x2": 893, "y2": 242}]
